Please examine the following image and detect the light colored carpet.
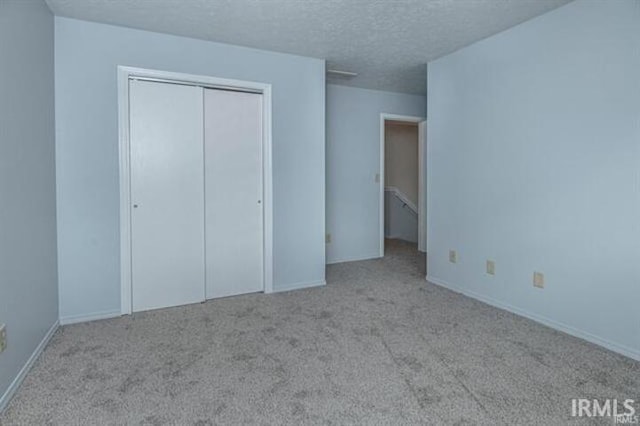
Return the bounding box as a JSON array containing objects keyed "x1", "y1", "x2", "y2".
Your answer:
[{"x1": 1, "y1": 240, "x2": 638, "y2": 425}]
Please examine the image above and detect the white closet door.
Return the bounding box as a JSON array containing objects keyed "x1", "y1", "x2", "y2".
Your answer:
[
  {"x1": 204, "y1": 89, "x2": 263, "y2": 299},
  {"x1": 130, "y1": 80, "x2": 205, "y2": 312}
]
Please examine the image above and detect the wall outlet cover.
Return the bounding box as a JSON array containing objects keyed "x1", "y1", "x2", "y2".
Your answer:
[
  {"x1": 486, "y1": 260, "x2": 495, "y2": 275},
  {"x1": 0, "y1": 324, "x2": 6, "y2": 354},
  {"x1": 325, "y1": 233, "x2": 331, "y2": 244},
  {"x1": 533, "y1": 272, "x2": 545, "y2": 289},
  {"x1": 449, "y1": 250, "x2": 457, "y2": 263}
]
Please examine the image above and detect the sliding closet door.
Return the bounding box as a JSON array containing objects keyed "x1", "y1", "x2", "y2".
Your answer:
[
  {"x1": 130, "y1": 80, "x2": 205, "y2": 312},
  {"x1": 204, "y1": 89, "x2": 264, "y2": 299}
]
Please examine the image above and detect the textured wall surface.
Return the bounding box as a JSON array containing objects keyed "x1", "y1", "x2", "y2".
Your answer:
[
  {"x1": 326, "y1": 84, "x2": 425, "y2": 264},
  {"x1": 427, "y1": 0, "x2": 640, "y2": 358},
  {"x1": 55, "y1": 17, "x2": 326, "y2": 320},
  {"x1": 0, "y1": 0, "x2": 58, "y2": 404}
]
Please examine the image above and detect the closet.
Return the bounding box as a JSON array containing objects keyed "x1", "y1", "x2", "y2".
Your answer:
[{"x1": 128, "y1": 79, "x2": 264, "y2": 313}]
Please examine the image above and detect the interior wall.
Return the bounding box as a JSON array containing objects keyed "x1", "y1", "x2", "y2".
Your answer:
[
  {"x1": 384, "y1": 193, "x2": 418, "y2": 243},
  {"x1": 427, "y1": 0, "x2": 640, "y2": 359},
  {"x1": 385, "y1": 122, "x2": 419, "y2": 205},
  {"x1": 0, "y1": 0, "x2": 58, "y2": 404},
  {"x1": 326, "y1": 84, "x2": 425, "y2": 264},
  {"x1": 55, "y1": 17, "x2": 326, "y2": 321}
]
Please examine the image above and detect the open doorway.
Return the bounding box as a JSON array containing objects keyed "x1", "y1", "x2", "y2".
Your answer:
[{"x1": 379, "y1": 114, "x2": 426, "y2": 270}]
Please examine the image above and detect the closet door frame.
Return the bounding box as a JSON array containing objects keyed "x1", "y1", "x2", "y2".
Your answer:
[{"x1": 117, "y1": 66, "x2": 273, "y2": 315}]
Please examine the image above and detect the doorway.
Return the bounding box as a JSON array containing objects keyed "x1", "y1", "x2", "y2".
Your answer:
[
  {"x1": 379, "y1": 114, "x2": 426, "y2": 260},
  {"x1": 118, "y1": 67, "x2": 273, "y2": 314}
]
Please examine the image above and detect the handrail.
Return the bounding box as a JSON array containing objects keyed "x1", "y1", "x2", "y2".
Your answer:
[{"x1": 384, "y1": 187, "x2": 418, "y2": 216}]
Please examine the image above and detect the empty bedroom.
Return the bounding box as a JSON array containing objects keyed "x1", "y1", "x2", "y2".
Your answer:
[{"x1": 1, "y1": 0, "x2": 638, "y2": 424}]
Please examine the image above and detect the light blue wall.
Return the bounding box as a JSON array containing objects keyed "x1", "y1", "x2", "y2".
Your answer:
[
  {"x1": 427, "y1": 0, "x2": 640, "y2": 359},
  {"x1": 385, "y1": 193, "x2": 418, "y2": 243},
  {"x1": 0, "y1": 0, "x2": 58, "y2": 404},
  {"x1": 326, "y1": 84, "x2": 425, "y2": 264},
  {"x1": 55, "y1": 18, "x2": 326, "y2": 320}
]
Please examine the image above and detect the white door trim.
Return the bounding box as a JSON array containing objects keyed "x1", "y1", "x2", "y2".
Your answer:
[
  {"x1": 418, "y1": 120, "x2": 427, "y2": 253},
  {"x1": 379, "y1": 113, "x2": 425, "y2": 257},
  {"x1": 118, "y1": 66, "x2": 274, "y2": 315}
]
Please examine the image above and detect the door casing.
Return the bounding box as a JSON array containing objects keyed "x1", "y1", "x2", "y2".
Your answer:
[{"x1": 379, "y1": 113, "x2": 427, "y2": 257}]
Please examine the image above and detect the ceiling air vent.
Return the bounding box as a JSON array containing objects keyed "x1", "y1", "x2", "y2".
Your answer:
[{"x1": 326, "y1": 69, "x2": 358, "y2": 79}]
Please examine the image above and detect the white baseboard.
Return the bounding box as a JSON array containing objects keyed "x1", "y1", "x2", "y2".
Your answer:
[
  {"x1": 0, "y1": 320, "x2": 59, "y2": 413},
  {"x1": 426, "y1": 275, "x2": 640, "y2": 362},
  {"x1": 59, "y1": 309, "x2": 121, "y2": 326},
  {"x1": 273, "y1": 279, "x2": 326, "y2": 293},
  {"x1": 327, "y1": 253, "x2": 381, "y2": 265}
]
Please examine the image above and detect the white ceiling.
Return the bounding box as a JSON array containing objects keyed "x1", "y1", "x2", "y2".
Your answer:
[{"x1": 45, "y1": 0, "x2": 572, "y2": 94}]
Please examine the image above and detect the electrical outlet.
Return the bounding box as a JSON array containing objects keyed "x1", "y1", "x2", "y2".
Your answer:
[
  {"x1": 533, "y1": 272, "x2": 544, "y2": 289},
  {"x1": 325, "y1": 233, "x2": 332, "y2": 244},
  {"x1": 0, "y1": 324, "x2": 6, "y2": 354},
  {"x1": 449, "y1": 250, "x2": 457, "y2": 263},
  {"x1": 486, "y1": 260, "x2": 495, "y2": 275}
]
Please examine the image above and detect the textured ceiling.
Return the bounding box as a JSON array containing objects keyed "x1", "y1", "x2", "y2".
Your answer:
[{"x1": 45, "y1": 0, "x2": 572, "y2": 94}]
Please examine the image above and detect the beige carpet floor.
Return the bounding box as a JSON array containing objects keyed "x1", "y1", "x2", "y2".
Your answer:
[{"x1": 1, "y1": 239, "x2": 638, "y2": 425}]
